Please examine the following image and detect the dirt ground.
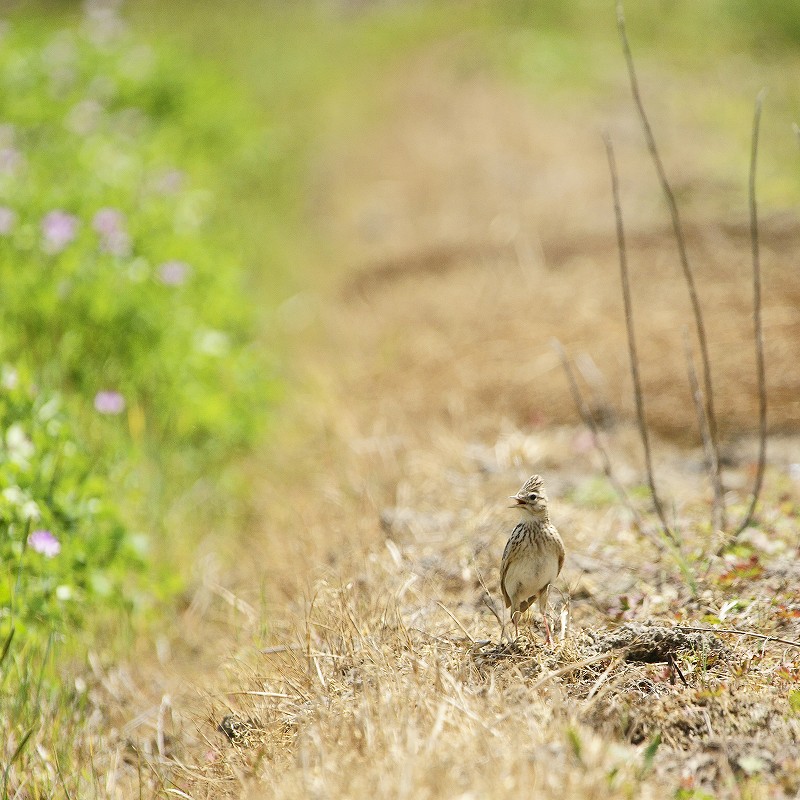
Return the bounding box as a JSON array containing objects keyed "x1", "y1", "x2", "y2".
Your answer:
[{"x1": 92, "y1": 56, "x2": 800, "y2": 798}]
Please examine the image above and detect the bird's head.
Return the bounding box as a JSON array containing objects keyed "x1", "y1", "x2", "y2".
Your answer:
[{"x1": 509, "y1": 474, "x2": 548, "y2": 518}]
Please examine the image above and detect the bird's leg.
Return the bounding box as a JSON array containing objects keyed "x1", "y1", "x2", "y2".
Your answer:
[
  {"x1": 512, "y1": 611, "x2": 519, "y2": 640},
  {"x1": 542, "y1": 611, "x2": 553, "y2": 645},
  {"x1": 539, "y1": 587, "x2": 553, "y2": 645}
]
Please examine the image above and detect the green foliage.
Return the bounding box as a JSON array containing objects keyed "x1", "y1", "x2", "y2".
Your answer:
[
  {"x1": 565, "y1": 726, "x2": 584, "y2": 765},
  {"x1": 2, "y1": 724, "x2": 33, "y2": 800},
  {"x1": 1, "y1": 633, "x2": 65, "y2": 798},
  {"x1": 0, "y1": 366, "x2": 142, "y2": 639},
  {"x1": 0, "y1": 14, "x2": 274, "y2": 458},
  {"x1": 568, "y1": 476, "x2": 619, "y2": 509},
  {"x1": 640, "y1": 732, "x2": 661, "y2": 777},
  {"x1": 0, "y1": 4, "x2": 280, "y2": 660},
  {"x1": 675, "y1": 789, "x2": 716, "y2": 800},
  {"x1": 731, "y1": 0, "x2": 800, "y2": 48}
]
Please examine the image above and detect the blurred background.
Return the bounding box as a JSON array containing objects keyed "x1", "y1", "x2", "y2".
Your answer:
[
  {"x1": 131, "y1": 0, "x2": 800, "y2": 441},
  {"x1": 0, "y1": 0, "x2": 796, "y2": 621},
  {"x1": 1, "y1": 0, "x2": 799, "y2": 790}
]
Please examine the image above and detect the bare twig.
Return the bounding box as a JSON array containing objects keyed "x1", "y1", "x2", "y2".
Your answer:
[
  {"x1": 575, "y1": 352, "x2": 616, "y2": 427},
  {"x1": 667, "y1": 652, "x2": 689, "y2": 686},
  {"x1": 603, "y1": 134, "x2": 675, "y2": 545},
  {"x1": 682, "y1": 329, "x2": 721, "y2": 532},
  {"x1": 481, "y1": 596, "x2": 504, "y2": 629},
  {"x1": 473, "y1": 562, "x2": 504, "y2": 633},
  {"x1": 552, "y1": 338, "x2": 662, "y2": 547},
  {"x1": 733, "y1": 91, "x2": 768, "y2": 539},
  {"x1": 617, "y1": 1, "x2": 725, "y2": 531},
  {"x1": 675, "y1": 625, "x2": 800, "y2": 651}
]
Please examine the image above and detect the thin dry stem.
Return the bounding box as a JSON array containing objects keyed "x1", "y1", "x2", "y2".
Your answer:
[
  {"x1": 603, "y1": 134, "x2": 675, "y2": 545},
  {"x1": 616, "y1": 1, "x2": 726, "y2": 532},
  {"x1": 527, "y1": 649, "x2": 630, "y2": 693},
  {"x1": 551, "y1": 338, "x2": 663, "y2": 548},
  {"x1": 156, "y1": 694, "x2": 171, "y2": 759},
  {"x1": 474, "y1": 564, "x2": 505, "y2": 635},
  {"x1": 682, "y1": 330, "x2": 719, "y2": 532},
  {"x1": 436, "y1": 601, "x2": 476, "y2": 644},
  {"x1": 675, "y1": 625, "x2": 800, "y2": 650},
  {"x1": 733, "y1": 90, "x2": 768, "y2": 539}
]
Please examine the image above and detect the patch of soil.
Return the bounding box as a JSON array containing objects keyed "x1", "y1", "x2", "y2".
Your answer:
[
  {"x1": 311, "y1": 63, "x2": 800, "y2": 442},
  {"x1": 588, "y1": 622, "x2": 726, "y2": 662}
]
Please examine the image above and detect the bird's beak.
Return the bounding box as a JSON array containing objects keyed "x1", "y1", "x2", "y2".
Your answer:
[{"x1": 508, "y1": 496, "x2": 523, "y2": 508}]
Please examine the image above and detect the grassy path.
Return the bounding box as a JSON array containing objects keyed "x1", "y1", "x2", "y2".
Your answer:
[{"x1": 90, "y1": 3, "x2": 800, "y2": 796}]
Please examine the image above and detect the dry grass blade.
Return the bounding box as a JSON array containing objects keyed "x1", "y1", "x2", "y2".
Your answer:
[
  {"x1": 436, "y1": 601, "x2": 476, "y2": 644},
  {"x1": 733, "y1": 90, "x2": 768, "y2": 540},
  {"x1": 474, "y1": 564, "x2": 504, "y2": 635},
  {"x1": 441, "y1": 696, "x2": 499, "y2": 737},
  {"x1": 527, "y1": 649, "x2": 630, "y2": 693},
  {"x1": 52, "y1": 746, "x2": 73, "y2": 800},
  {"x1": 616, "y1": 0, "x2": 725, "y2": 532},
  {"x1": 261, "y1": 644, "x2": 303, "y2": 655},
  {"x1": 156, "y1": 694, "x2": 171, "y2": 760},
  {"x1": 603, "y1": 133, "x2": 675, "y2": 545},
  {"x1": 585, "y1": 653, "x2": 626, "y2": 701}
]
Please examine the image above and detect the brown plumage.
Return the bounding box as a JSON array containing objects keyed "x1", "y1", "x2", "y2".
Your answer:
[{"x1": 500, "y1": 474, "x2": 565, "y2": 641}]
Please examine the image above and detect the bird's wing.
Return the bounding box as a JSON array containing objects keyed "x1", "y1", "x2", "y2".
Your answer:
[
  {"x1": 500, "y1": 525, "x2": 523, "y2": 609},
  {"x1": 556, "y1": 531, "x2": 565, "y2": 575},
  {"x1": 499, "y1": 557, "x2": 511, "y2": 608},
  {"x1": 501, "y1": 532, "x2": 515, "y2": 564}
]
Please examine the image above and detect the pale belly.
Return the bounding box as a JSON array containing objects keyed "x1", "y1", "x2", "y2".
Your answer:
[{"x1": 504, "y1": 550, "x2": 559, "y2": 610}]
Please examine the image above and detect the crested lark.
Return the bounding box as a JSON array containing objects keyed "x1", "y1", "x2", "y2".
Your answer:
[{"x1": 500, "y1": 474, "x2": 565, "y2": 642}]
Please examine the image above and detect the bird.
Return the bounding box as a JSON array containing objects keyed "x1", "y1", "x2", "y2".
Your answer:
[{"x1": 500, "y1": 474, "x2": 565, "y2": 642}]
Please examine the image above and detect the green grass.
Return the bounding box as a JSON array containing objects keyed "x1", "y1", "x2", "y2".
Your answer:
[{"x1": 0, "y1": 6, "x2": 282, "y2": 790}]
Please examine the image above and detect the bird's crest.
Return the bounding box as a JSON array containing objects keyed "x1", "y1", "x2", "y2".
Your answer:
[{"x1": 518, "y1": 474, "x2": 544, "y2": 494}]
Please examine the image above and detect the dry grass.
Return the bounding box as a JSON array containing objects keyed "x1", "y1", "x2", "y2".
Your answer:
[
  {"x1": 152, "y1": 412, "x2": 800, "y2": 799},
  {"x1": 45, "y1": 406, "x2": 800, "y2": 798},
  {"x1": 74, "y1": 341, "x2": 800, "y2": 798},
  {"x1": 64, "y1": 42, "x2": 800, "y2": 800}
]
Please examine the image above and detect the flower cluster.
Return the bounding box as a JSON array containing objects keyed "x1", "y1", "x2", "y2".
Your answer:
[
  {"x1": 0, "y1": 0, "x2": 270, "y2": 646},
  {"x1": 28, "y1": 529, "x2": 60, "y2": 557},
  {"x1": 94, "y1": 390, "x2": 125, "y2": 414},
  {"x1": 92, "y1": 207, "x2": 131, "y2": 257},
  {"x1": 41, "y1": 210, "x2": 78, "y2": 254},
  {"x1": 1, "y1": 368, "x2": 138, "y2": 637}
]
